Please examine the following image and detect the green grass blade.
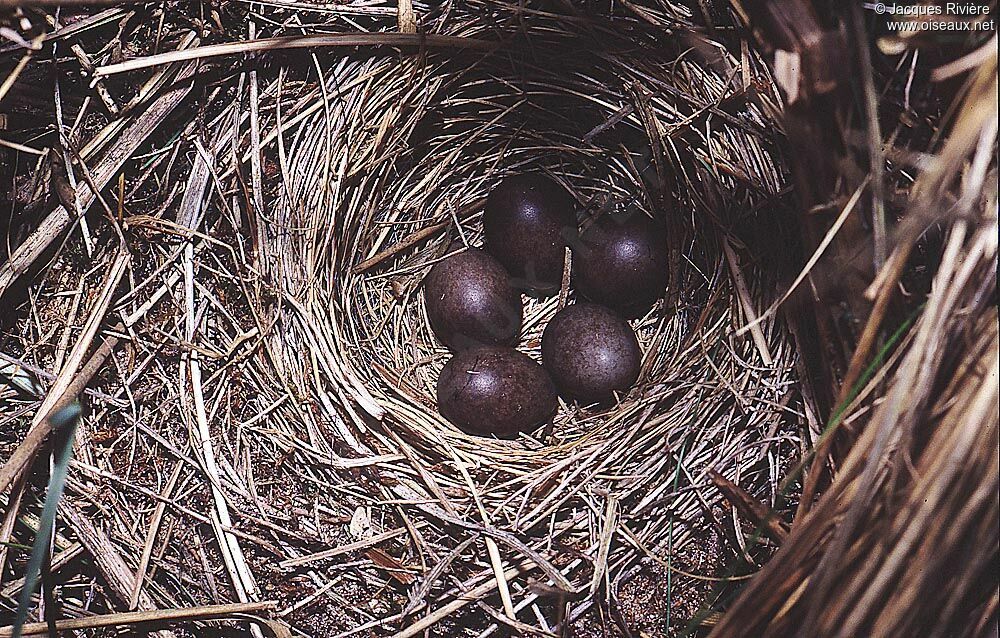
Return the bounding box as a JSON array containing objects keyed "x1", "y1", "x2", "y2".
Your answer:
[{"x1": 12, "y1": 402, "x2": 82, "y2": 638}]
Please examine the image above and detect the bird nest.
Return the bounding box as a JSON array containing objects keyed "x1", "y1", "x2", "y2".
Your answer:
[
  {"x1": 254, "y1": 2, "x2": 797, "y2": 631},
  {"x1": 0, "y1": 1, "x2": 814, "y2": 636},
  {"x1": 3, "y1": 0, "x2": 997, "y2": 635}
]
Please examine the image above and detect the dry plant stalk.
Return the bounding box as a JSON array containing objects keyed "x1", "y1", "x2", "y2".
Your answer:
[{"x1": 711, "y1": 18, "x2": 999, "y2": 638}]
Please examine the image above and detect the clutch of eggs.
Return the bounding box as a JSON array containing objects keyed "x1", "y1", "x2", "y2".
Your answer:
[{"x1": 421, "y1": 173, "x2": 668, "y2": 438}]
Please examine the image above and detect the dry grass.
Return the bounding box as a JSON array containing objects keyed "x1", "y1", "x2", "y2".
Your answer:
[
  {"x1": 226, "y1": 4, "x2": 799, "y2": 633},
  {"x1": 0, "y1": 1, "x2": 995, "y2": 637},
  {"x1": 710, "y1": 34, "x2": 999, "y2": 636}
]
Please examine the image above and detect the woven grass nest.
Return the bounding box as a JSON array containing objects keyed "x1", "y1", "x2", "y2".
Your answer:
[
  {"x1": 1, "y1": 0, "x2": 996, "y2": 636},
  {"x1": 263, "y1": 3, "x2": 793, "y2": 629},
  {"x1": 276, "y1": 16, "x2": 789, "y2": 479}
]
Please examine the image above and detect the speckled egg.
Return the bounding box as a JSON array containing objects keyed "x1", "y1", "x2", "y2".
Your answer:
[
  {"x1": 574, "y1": 211, "x2": 668, "y2": 318},
  {"x1": 483, "y1": 173, "x2": 578, "y2": 296},
  {"x1": 424, "y1": 248, "x2": 522, "y2": 351},
  {"x1": 436, "y1": 346, "x2": 558, "y2": 438},
  {"x1": 541, "y1": 303, "x2": 641, "y2": 403}
]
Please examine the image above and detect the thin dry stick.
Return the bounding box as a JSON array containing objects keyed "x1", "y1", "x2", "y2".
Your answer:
[
  {"x1": 557, "y1": 247, "x2": 572, "y2": 311},
  {"x1": 0, "y1": 44, "x2": 37, "y2": 104},
  {"x1": 0, "y1": 485, "x2": 25, "y2": 582},
  {"x1": 397, "y1": 0, "x2": 417, "y2": 34},
  {"x1": 723, "y1": 238, "x2": 773, "y2": 365},
  {"x1": 0, "y1": 138, "x2": 46, "y2": 155},
  {"x1": 94, "y1": 33, "x2": 495, "y2": 79},
  {"x1": 0, "y1": 601, "x2": 276, "y2": 637},
  {"x1": 485, "y1": 537, "x2": 517, "y2": 620},
  {"x1": 280, "y1": 526, "x2": 413, "y2": 568},
  {"x1": 736, "y1": 177, "x2": 869, "y2": 336},
  {"x1": 708, "y1": 469, "x2": 788, "y2": 544},
  {"x1": 441, "y1": 445, "x2": 518, "y2": 620},
  {"x1": 129, "y1": 462, "x2": 183, "y2": 610},
  {"x1": 351, "y1": 222, "x2": 449, "y2": 274},
  {"x1": 588, "y1": 495, "x2": 618, "y2": 596},
  {"x1": 851, "y1": 3, "x2": 886, "y2": 269},
  {"x1": 182, "y1": 242, "x2": 261, "y2": 624},
  {"x1": 247, "y1": 19, "x2": 266, "y2": 265}
]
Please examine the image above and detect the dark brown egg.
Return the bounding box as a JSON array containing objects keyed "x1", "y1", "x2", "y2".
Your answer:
[
  {"x1": 541, "y1": 303, "x2": 641, "y2": 403},
  {"x1": 424, "y1": 248, "x2": 522, "y2": 351},
  {"x1": 436, "y1": 346, "x2": 558, "y2": 437},
  {"x1": 483, "y1": 173, "x2": 578, "y2": 296},
  {"x1": 574, "y1": 211, "x2": 668, "y2": 318}
]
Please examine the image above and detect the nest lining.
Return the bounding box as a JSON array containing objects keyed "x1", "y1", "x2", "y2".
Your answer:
[{"x1": 256, "y1": 1, "x2": 800, "y2": 608}]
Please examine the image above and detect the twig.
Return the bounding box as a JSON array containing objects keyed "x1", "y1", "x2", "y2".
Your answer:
[
  {"x1": 708, "y1": 469, "x2": 788, "y2": 544},
  {"x1": 0, "y1": 601, "x2": 276, "y2": 637},
  {"x1": 0, "y1": 484, "x2": 25, "y2": 581},
  {"x1": 280, "y1": 526, "x2": 413, "y2": 568},
  {"x1": 397, "y1": 0, "x2": 417, "y2": 34},
  {"x1": 247, "y1": 20, "x2": 266, "y2": 265},
  {"x1": 582, "y1": 103, "x2": 635, "y2": 144},
  {"x1": 850, "y1": 3, "x2": 886, "y2": 269},
  {"x1": 736, "y1": 177, "x2": 869, "y2": 336},
  {"x1": 351, "y1": 222, "x2": 448, "y2": 275},
  {"x1": 129, "y1": 463, "x2": 183, "y2": 610},
  {"x1": 587, "y1": 496, "x2": 617, "y2": 596},
  {"x1": 94, "y1": 33, "x2": 495, "y2": 79},
  {"x1": 182, "y1": 241, "x2": 262, "y2": 638},
  {"x1": 557, "y1": 247, "x2": 572, "y2": 311},
  {"x1": 931, "y1": 34, "x2": 998, "y2": 81},
  {"x1": 723, "y1": 239, "x2": 773, "y2": 366},
  {"x1": 0, "y1": 44, "x2": 36, "y2": 104},
  {"x1": 0, "y1": 138, "x2": 46, "y2": 155}
]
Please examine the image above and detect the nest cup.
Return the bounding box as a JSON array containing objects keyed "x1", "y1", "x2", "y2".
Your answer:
[{"x1": 265, "y1": 3, "x2": 797, "y2": 623}]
